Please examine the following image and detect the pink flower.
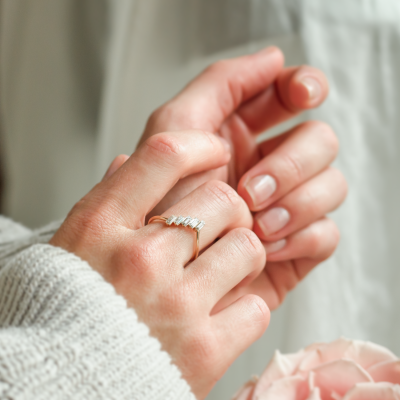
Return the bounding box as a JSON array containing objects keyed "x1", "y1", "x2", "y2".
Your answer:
[{"x1": 233, "y1": 338, "x2": 400, "y2": 400}]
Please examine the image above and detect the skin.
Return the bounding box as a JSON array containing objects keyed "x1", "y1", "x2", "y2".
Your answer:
[
  {"x1": 119, "y1": 46, "x2": 347, "y2": 310},
  {"x1": 51, "y1": 131, "x2": 269, "y2": 399},
  {"x1": 51, "y1": 46, "x2": 347, "y2": 398}
]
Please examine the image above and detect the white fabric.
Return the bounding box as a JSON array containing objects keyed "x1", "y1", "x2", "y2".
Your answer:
[
  {"x1": 0, "y1": 217, "x2": 194, "y2": 399},
  {"x1": 1, "y1": 1, "x2": 400, "y2": 399}
]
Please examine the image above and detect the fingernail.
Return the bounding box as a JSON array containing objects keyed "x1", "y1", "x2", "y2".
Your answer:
[
  {"x1": 264, "y1": 239, "x2": 286, "y2": 254},
  {"x1": 257, "y1": 207, "x2": 290, "y2": 236},
  {"x1": 300, "y1": 77, "x2": 321, "y2": 101},
  {"x1": 245, "y1": 175, "x2": 277, "y2": 206}
]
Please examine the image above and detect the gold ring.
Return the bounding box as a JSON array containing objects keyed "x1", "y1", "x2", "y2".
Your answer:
[{"x1": 147, "y1": 215, "x2": 206, "y2": 261}]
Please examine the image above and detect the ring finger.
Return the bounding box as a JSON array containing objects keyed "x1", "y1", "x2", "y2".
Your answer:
[
  {"x1": 138, "y1": 180, "x2": 253, "y2": 267},
  {"x1": 253, "y1": 167, "x2": 347, "y2": 242}
]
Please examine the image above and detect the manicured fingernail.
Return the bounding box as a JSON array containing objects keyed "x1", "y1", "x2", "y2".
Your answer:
[
  {"x1": 257, "y1": 207, "x2": 290, "y2": 236},
  {"x1": 300, "y1": 76, "x2": 321, "y2": 101},
  {"x1": 245, "y1": 175, "x2": 277, "y2": 206},
  {"x1": 264, "y1": 239, "x2": 287, "y2": 254}
]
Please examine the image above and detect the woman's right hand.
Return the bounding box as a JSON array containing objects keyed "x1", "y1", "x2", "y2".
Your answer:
[{"x1": 50, "y1": 130, "x2": 269, "y2": 399}]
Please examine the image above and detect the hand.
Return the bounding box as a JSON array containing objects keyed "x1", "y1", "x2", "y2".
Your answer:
[
  {"x1": 50, "y1": 131, "x2": 269, "y2": 399},
  {"x1": 136, "y1": 46, "x2": 347, "y2": 310}
]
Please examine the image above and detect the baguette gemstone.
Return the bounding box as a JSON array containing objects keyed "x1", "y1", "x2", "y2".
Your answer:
[
  {"x1": 166, "y1": 215, "x2": 177, "y2": 225},
  {"x1": 182, "y1": 217, "x2": 192, "y2": 227},
  {"x1": 196, "y1": 221, "x2": 206, "y2": 231},
  {"x1": 189, "y1": 218, "x2": 200, "y2": 228},
  {"x1": 164, "y1": 215, "x2": 205, "y2": 231},
  {"x1": 174, "y1": 216, "x2": 185, "y2": 225}
]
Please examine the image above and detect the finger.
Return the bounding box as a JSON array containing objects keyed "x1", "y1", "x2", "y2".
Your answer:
[
  {"x1": 102, "y1": 154, "x2": 130, "y2": 181},
  {"x1": 214, "y1": 220, "x2": 339, "y2": 312},
  {"x1": 237, "y1": 121, "x2": 339, "y2": 212},
  {"x1": 211, "y1": 294, "x2": 269, "y2": 373},
  {"x1": 140, "y1": 180, "x2": 253, "y2": 266},
  {"x1": 142, "y1": 47, "x2": 284, "y2": 137},
  {"x1": 147, "y1": 166, "x2": 228, "y2": 220},
  {"x1": 237, "y1": 66, "x2": 329, "y2": 134},
  {"x1": 187, "y1": 228, "x2": 266, "y2": 310},
  {"x1": 100, "y1": 131, "x2": 231, "y2": 228},
  {"x1": 263, "y1": 217, "x2": 340, "y2": 262},
  {"x1": 253, "y1": 167, "x2": 347, "y2": 241}
]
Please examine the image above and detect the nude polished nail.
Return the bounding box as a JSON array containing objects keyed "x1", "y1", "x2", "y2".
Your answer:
[
  {"x1": 257, "y1": 207, "x2": 290, "y2": 236},
  {"x1": 245, "y1": 175, "x2": 277, "y2": 207},
  {"x1": 300, "y1": 76, "x2": 321, "y2": 101}
]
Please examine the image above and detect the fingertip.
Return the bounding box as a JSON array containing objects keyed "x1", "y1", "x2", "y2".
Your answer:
[
  {"x1": 276, "y1": 66, "x2": 329, "y2": 112},
  {"x1": 262, "y1": 46, "x2": 285, "y2": 68},
  {"x1": 102, "y1": 154, "x2": 130, "y2": 181},
  {"x1": 290, "y1": 66, "x2": 329, "y2": 109},
  {"x1": 244, "y1": 294, "x2": 271, "y2": 332}
]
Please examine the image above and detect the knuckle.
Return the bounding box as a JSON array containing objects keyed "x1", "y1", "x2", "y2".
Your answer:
[
  {"x1": 145, "y1": 133, "x2": 187, "y2": 164},
  {"x1": 231, "y1": 227, "x2": 265, "y2": 260},
  {"x1": 308, "y1": 219, "x2": 340, "y2": 259},
  {"x1": 307, "y1": 227, "x2": 324, "y2": 258},
  {"x1": 204, "y1": 180, "x2": 243, "y2": 210},
  {"x1": 330, "y1": 167, "x2": 349, "y2": 198},
  {"x1": 241, "y1": 294, "x2": 270, "y2": 330},
  {"x1": 128, "y1": 237, "x2": 162, "y2": 280},
  {"x1": 319, "y1": 122, "x2": 339, "y2": 154},
  {"x1": 324, "y1": 220, "x2": 341, "y2": 258},
  {"x1": 281, "y1": 152, "x2": 304, "y2": 183},
  {"x1": 303, "y1": 120, "x2": 339, "y2": 155}
]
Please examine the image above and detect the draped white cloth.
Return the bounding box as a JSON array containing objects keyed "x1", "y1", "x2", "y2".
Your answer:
[{"x1": 1, "y1": 1, "x2": 400, "y2": 398}]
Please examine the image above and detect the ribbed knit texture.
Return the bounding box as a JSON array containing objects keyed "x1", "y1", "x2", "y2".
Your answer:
[{"x1": 0, "y1": 217, "x2": 195, "y2": 399}]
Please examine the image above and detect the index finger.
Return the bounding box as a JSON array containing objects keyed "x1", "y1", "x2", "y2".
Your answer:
[{"x1": 94, "y1": 130, "x2": 231, "y2": 228}]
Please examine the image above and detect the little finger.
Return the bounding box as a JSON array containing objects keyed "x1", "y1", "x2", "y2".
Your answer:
[{"x1": 264, "y1": 217, "x2": 340, "y2": 262}]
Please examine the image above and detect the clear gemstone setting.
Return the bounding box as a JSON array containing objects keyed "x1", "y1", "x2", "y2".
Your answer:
[
  {"x1": 166, "y1": 215, "x2": 177, "y2": 225},
  {"x1": 196, "y1": 221, "x2": 205, "y2": 231},
  {"x1": 174, "y1": 216, "x2": 185, "y2": 226},
  {"x1": 189, "y1": 218, "x2": 200, "y2": 228},
  {"x1": 182, "y1": 217, "x2": 192, "y2": 227},
  {"x1": 165, "y1": 216, "x2": 205, "y2": 231}
]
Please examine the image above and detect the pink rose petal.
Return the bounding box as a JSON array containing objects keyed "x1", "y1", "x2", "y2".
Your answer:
[
  {"x1": 312, "y1": 359, "x2": 372, "y2": 400},
  {"x1": 256, "y1": 376, "x2": 309, "y2": 400},
  {"x1": 232, "y1": 379, "x2": 256, "y2": 400},
  {"x1": 304, "y1": 343, "x2": 327, "y2": 353},
  {"x1": 341, "y1": 382, "x2": 400, "y2": 400},
  {"x1": 254, "y1": 350, "x2": 306, "y2": 396},
  {"x1": 368, "y1": 360, "x2": 400, "y2": 384},
  {"x1": 330, "y1": 391, "x2": 342, "y2": 400},
  {"x1": 299, "y1": 338, "x2": 397, "y2": 372},
  {"x1": 306, "y1": 388, "x2": 322, "y2": 400}
]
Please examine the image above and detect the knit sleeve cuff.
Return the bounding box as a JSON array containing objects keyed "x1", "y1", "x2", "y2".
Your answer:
[
  {"x1": 0, "y1": 244, "x2": 195, "y2": 400},
  {"x1": 0, "y1": 217, "x2": 63, "y2": 268}
]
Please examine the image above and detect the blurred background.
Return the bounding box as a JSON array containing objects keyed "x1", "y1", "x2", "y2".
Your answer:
[{"x1": 1, "y1": 1, "x2": 400, "y2": 398}]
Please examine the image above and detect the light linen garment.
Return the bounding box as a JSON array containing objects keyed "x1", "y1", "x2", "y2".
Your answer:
[{"x1": 1, "y1": 1, "x2": 400, "y2": 398}]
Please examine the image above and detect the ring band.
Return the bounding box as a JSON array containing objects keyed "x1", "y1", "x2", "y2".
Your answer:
[{"x1": 147, "y1": 215, "x2": 206, "y2": 261}]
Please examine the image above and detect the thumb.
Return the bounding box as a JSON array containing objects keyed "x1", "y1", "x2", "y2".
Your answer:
[{"x1": 142, "y1": 47, "x2": 284, "y2": 139}]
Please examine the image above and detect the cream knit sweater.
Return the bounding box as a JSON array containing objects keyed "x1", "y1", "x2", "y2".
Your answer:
[{"x1": 0, "y1": 216, "x2": 195, "y2": 399}]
